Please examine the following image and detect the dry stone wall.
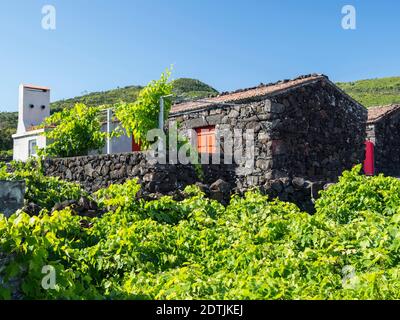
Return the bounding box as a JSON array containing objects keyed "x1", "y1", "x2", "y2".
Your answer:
[
  {"x1": 267, "y1": 80, "x2": 367, "y2": 181},
  {"x1": 43, "y1": 152, "x2": 324, "y2": 211},
  {"x1": 367, "y1": 112, "x2": 400, "y2": 176},
  {"x1": 43, "y1": 152, "x2": 236, "y2": 203}
]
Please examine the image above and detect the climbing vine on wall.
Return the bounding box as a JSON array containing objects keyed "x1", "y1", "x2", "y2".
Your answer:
[
  {"x1": 114, "y1": 69, "x2": 173, "y2": 149},
  {"x1": 40, "y1": 103, "x2": 106, "y2": 158}
]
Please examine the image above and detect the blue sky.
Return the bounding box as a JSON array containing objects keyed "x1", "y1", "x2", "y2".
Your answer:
[{"x1": 0, "y1": 0, "x2": 399, "y2": 112}]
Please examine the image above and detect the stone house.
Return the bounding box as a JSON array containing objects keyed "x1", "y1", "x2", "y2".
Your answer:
[
  {"x1": 169, "y1": 74, "x2": 367, "y2": 200},
  {"x1": 367, "y1": 104, "x2": 400, "y2": 176}
]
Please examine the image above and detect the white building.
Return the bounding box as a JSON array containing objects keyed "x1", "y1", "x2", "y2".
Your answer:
[
  {"x1": 99, "y1": 122, "x2": 135, "y2": 155},
  {"x1": 12, "y1": 84, "x2": 50, "y2": 161},
  {"x1": 12, "y1": 84, "x2": 135, "y2": 162}
]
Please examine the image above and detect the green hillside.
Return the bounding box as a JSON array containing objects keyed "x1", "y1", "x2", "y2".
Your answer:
[
  {"x1": 50, "y1": 85, "x2": 144, "y2": 113},
  {"x1": 51, "y1": 78, "x2": 218, "y2": 112},
  {"x1": 0, "y1": 78, "x2": 218, "y2": 152},
  {"x1": 0, "y1": 112, "x2": 17, "y2": 151},
  {"x1": 171, "y1": 78, "x2": 219, "y2": 100},
  {"x1": 337, "y1": 77, "x2": 400, "y2": 107}
]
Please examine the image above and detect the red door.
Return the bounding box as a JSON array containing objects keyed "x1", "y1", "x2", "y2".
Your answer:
[
  {"x1": 364, "y1": 140, "x2": 375, "y2": 176},
  {"x1": 132, "y1": 136, "x2": 141, "y2": 152}
]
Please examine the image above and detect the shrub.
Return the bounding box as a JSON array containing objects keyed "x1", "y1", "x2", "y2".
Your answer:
[
  {"x1": 41, "y1": 103, "x2": 106, "y2": 158},
  {"x1": 316, "y1": 164, "x2": 400, "y2": 223},
  {"x1": 0, "y1": 160, "x2": 87, "y2": 210}
]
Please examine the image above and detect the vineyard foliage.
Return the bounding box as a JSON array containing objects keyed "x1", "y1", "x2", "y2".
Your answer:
[
  {"x1": 114, "y1": 69, "x2": 173, "y2": 149},
  {"x1": 0, "y1": 160, "x2": 87, "y2": 210},
  {"x1": 40, "y1": 103, "x2": 106, "y2": 158},
  {"x1": 1, "y1": 164, "x2": 400, "y2": 299}
]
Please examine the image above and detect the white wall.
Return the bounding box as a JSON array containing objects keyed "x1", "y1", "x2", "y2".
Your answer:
[
  {"x1": 17, "y1": 85, "x2": 50, "y2": 134},
  {"x1": 89, "y1": 123, "x2": 133, "y2": 155},
  {"x1": 13, "y1": 84, "x2": 50, "y2": 162},
  {"x1": 12, "y1": 130, "x2": 47, "y2": 162},
  {"x1": 105, "y1": 132, "x2": 133, "y2": 154}
]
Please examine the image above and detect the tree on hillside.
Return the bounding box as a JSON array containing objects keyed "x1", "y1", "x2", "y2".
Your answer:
[{"x1": 0, "y1": 112, "x2": 17, "y2": 152}]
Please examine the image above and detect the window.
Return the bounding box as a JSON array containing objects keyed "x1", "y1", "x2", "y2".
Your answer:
[
  {"x1": 195, "y1": 126, "x2": 216, "y2": 154},
  {"x1": 28, "y1": 139, "x2": 37, "y2": 157}
]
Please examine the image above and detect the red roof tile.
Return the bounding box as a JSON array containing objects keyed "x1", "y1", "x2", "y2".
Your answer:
[
  {"x1": 26, "y1": 124, "x2": 55, "y2": 132},
  {"x1": 367, "y1": 104, "x2": 400, "y2": 123},
  {"x1": 23, "y1": 84, "x2": 50, "y2": 91},
  {"x1": 171, "y1": 74, "x2": 327, "y2": 114}
]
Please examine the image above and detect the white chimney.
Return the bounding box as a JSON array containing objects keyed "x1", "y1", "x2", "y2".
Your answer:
[{"x1": 17, "y1": 84, "x2": 50, "y2": 134}]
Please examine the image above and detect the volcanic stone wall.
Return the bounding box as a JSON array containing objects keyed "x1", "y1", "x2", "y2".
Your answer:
[
  {"x1": 169, "y1": 79, "x2": 367, "y2": 195},
  {"x1": 43, "y1": 152, "x2": 327, "y2": 211},
  {"x1": 43, "y1": 152, "x2": 235, "y2": 198},
  {"x1": 367, "y1": 112, "x2": 400, "y2": 176},
  {"x1": 269, "y1": 80, "x2": 367, "y2": 181}
]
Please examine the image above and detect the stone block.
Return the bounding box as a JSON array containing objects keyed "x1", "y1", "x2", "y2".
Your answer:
[{"x1": 0, "y1": 181, "x2": 25, "y2": 217}]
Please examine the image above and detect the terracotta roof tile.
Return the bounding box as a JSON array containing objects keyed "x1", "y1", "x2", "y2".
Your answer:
[
  {"x1": 23, "y1": 84, "x2": 50, "y2": 91},
  {"x1": 171, "y1": 74, "x2": 327, "y2": 114},
  {"x1": 26, "y1": 125, "x2": 55, "y2": 132},
  {"x1": 367, "y1": 104, "x2": 400, "y2": 123}
]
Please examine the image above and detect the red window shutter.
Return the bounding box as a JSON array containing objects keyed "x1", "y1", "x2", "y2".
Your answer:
[
  {"x1": 195, "y1": 126, "x2": 216, "y2": 154},
  {"x1": 364, "y1": 140, "x2": 375, "y2": 176}
]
